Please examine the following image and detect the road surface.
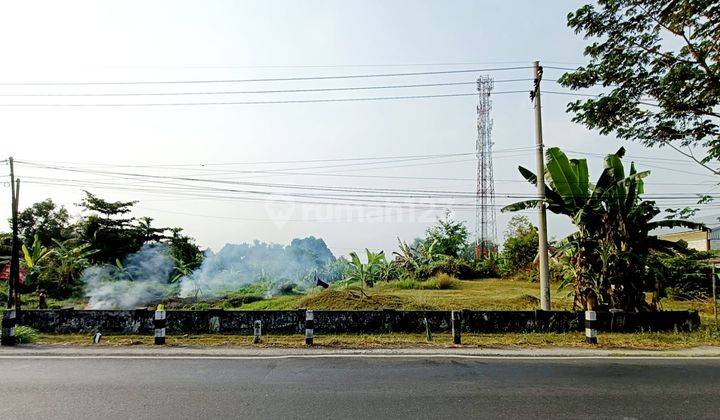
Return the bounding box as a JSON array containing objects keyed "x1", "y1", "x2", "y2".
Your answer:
[{"x1": 0, "y1": 354, "x2": 718, "y2": 419}]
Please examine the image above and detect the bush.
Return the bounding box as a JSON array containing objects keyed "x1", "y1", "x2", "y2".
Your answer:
[
  {"x1": 527, "y1": 260, "x2": 569, "y2": 284},
  {"x1": 393, "y1": 278, "x2": 422, "y2": 289},
  {"x1": 648, "y1": 250, "x2": 715, "y2": 300},
  {"x1": 500, "y1": 216, "x2": 538, "y2": 276},
  {"x1": 421, "y1": 273, "x2": 459, "y2": 290},
  {"x1": 225, "y1": 294, "x2": 264, "y2": 307},
  {"x1": 14, "y1": 325, "x2": 39, "y2": 344}
]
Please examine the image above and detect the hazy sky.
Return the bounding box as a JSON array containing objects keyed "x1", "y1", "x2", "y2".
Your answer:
[{"x1": 1, "y1": 1, "x2": 716, "y2": 256}]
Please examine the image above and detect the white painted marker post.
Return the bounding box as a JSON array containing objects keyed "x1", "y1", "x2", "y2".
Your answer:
[
  {"x1": 305, "y1": 310, "x2": 314, "y2": 346},
  {"x1": 451, "y1": 310, "x2": 461, "y2": 345},
  {"x1": 253, "y1": 320, "x2": 262, "y2": 344},
  {"x1": 585, "y1": 310, "x2": 598, "y2": 344},
  {"x1": 154, "y1": 305, "x2": 166, "y2": 345},
  {"x1": 1, "y1": 308, "x2": 16, "y2": 346}
]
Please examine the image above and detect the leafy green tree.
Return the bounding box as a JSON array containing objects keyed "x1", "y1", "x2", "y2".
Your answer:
[
  {"x1": 345, "y1": 249, "x2": 386, "y2": 288},
  {"x1": 394, "y1": 238, "x2": 439, "y2": 278},
  {"x1": 166, "y1": 228, "x2": 204, "y2": 282},
  {"x1": 75, "y1": 191, "x2": 142, "y2": 264},
  {"x1": 16, "y1": 199, "x2": 71, "y2": 247},
  {"x1": 20, "y1": 234, "x2": 53, "y2": 292},
  {"x1": 0, "y1": 232, "x2": 11, "y2": 262},
  {"x1": 424, "y1": 213, "x2": 469, "y2": 258},
  {"x1": 503, "y1": 147, "x2": 701, "y2": 311},
  {"x1": 501, "y1": 216, "x2": 539, "y2": 275},
  {"x1": 43, "y1": 239, "x2": 96, "y2": 297},
  {"x1": 560, "y1": 1, "x2": 720, "y2": 173}
]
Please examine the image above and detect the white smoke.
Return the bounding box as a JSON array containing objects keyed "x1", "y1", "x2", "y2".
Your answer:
[
  {"x1": 81, "y1": 237, "x2": 338, "y2": 308},
  {"x1": 82, "y1": 243, "x2": 176, "y2": 309},
  {"x1": 179, "y1": 237, "x2": 335, "y2": 299}
]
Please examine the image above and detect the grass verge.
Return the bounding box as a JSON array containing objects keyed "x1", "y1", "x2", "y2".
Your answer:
[{"x1": 36, "y1": 325, "x2": 720, "y2": 350}]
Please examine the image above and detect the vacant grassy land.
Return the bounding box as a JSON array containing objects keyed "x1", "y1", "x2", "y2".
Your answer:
[
  {"x1": 10, "y1": 277, "x2": 720, "y2": 349},
  {"x1": 238, "y1": 279, "x2": 577, "y2": 311}
]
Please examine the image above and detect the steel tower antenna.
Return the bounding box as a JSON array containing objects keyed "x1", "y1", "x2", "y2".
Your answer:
[{"x1": 475, "y1": 75, "x2": 496, "y2": 257}]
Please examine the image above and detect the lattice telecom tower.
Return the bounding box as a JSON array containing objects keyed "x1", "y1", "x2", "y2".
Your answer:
[{"x1": 475, "y1": 75, "x2": 496, "y2": 256}]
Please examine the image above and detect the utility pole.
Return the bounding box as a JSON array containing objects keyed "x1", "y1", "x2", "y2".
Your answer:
[
  {"x1": 531, "y1": 61, "x2": 551, "y2": 311},
  {"x1": 7, "y1": 157, "x2": 21, "y2": 310}
]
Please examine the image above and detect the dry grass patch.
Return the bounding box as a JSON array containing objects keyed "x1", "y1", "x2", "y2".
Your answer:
[{"x1": 36, "y1": 327, "x2": 720, "y2": 350}]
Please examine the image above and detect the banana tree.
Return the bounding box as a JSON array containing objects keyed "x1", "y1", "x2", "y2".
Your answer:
[
  {"x1": 503, "y1": 147, "x2": 701, "y2": 311},
  {"x1": 346, "y1": 249, "x2": 386, "y2": 289},
  {"x1": 50, "y1": 239, "x2": 97, "y2": 294},
  {"x1": 21, "y1": 234, "x2": 53, "y2": 291}
]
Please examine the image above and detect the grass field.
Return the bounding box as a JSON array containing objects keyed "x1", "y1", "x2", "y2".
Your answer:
[
  {"x1": 238, "y1": 278, "x2": 578, "y2": 310},
  {"x1": 8, "y1": 278, "x2": 720, "y2": 349}
]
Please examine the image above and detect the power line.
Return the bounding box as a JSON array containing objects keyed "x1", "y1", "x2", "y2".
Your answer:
[
  {"x1": 0, "y1": 91, "x2": 532, "y2": 107},
  {"x1": 0, "y1": 66, "x2": 533, "y2": 86},
  {"x1": 16, "y1": 147, "x2": 534, "y2": 169},
  {"x1": 18, "y1": 171, "x2": 719, "y2": 202},
  {"x1": 0, "y1": 78, "x2": 535, "y2": 97}
]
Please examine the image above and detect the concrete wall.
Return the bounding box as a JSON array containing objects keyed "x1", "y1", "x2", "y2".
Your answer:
[{"x1": 16, "y1": 309, "x2": 700, "y2": 334}]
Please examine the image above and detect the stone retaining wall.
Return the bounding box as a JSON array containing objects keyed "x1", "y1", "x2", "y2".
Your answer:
[{"x1": 15, "y1": 309, "x2": 701, "y2": 334}]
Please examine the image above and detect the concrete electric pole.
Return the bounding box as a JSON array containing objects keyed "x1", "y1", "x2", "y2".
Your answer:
[{"x1": 532, "y1": 61, "x2": 551, "y2": 311}]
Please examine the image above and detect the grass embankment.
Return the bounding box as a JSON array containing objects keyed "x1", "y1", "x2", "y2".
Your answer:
[{"x1": 239, "y1": 278, "x2": 576, "y2": 310}]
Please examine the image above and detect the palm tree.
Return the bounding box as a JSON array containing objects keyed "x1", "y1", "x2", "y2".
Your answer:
[{"x1": 503, "y1": 147, "x2": 700, "y2": 311}]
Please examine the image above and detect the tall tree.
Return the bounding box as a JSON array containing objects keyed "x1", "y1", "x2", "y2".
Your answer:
[
  {"x1": 16, "y1": 199, "x2": 71, "y2": 247},
  {"x1": 560, "y1": 1, "x2": 720, "y2": 173},
  {"x1": 503, "y1": 147, "x2": 701, "y2": 311},
  {"x1": 424, "y1": 213, "x2": 469, "y2": 258},
  {"x1": 76, "y1": 191, "x2": 143, "y2": 263}
]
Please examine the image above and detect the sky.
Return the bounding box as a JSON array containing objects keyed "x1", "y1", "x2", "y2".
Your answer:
[{"x1": 0, "y1": 0, "x2": 717, "y2": 256}]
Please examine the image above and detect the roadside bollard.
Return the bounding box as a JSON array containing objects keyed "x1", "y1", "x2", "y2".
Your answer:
[
  {"x1": 1, "y1": 308, "x2": 17, "y2": 346},
  {"x1": 305, "y1": 310, "x2": 314, "y2": 346},
  {"x1": 585, "y1": 310, "x2": 598, "y2": 344},
  {"x1": 451, "y1": 310, "x2": 461, "y2": 345},
  {"x1": 154, "y1": 305, "x2": 166, "y2": 345},
  {"x1": 253, "y1": 320, "x2": 262, "y2": 344},
  {"x1": 93, "y1": 332, "x2": 102, "y2": 344},
  {"x1": 424, "y1": 316, "x2": 433, "y2": 342}
]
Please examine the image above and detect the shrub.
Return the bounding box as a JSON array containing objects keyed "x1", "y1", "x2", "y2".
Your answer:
[
  {"x1": 421, "y1": 273, "x2": 459, "y2": 290},
  {"x1": 433, "y1": 273, "x2": 457, "y2": 289},
  {"x1": 393, "y1": 278, "x2": 422, "y2": 290},
  {"x1": 14, "y1": 325, "x2": 39, "y2": 344},
  {"x1": 648, "y1": 250, "x2": 715, "y2": 300},
  {"x1": 528, "y1": 260, "x2": 569, "y2": 284},
  {"x1": 225, "y1": 294, "x2": 264, "y2": 307},
  {"x1": 500, "y1": 216, "x2": 538, "y2": 276}
]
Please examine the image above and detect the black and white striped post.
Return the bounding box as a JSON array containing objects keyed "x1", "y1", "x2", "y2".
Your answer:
[
  {"x1": 305, "y1": 310, "x2": 314, "y2": 346},
  {"x1": 451, "y1": 310, "x2": 461, "y2": 345},
  {"x1": 253, "y1": 320, "x2": 262, "y2": 344},
  {"x1": 1, "y1": 308, "x2": 16, "y2": 346},
  {"x1": 154, "y1": 305, "x2": 166, "y2": 345},
  {"x1": 585, "y1": 310, "x2": 598, "y2": 344}
]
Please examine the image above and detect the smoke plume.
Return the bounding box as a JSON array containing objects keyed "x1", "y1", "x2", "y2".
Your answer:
[
  {"x1": 82, "y1": 243, "x2": 176, "y2": 309},
  {"x1": 80, "y1": 237, "x2": 337, "y2": 309},
  {"x1": 179, "y1": 237, "x2": 336, "y2": 299}
]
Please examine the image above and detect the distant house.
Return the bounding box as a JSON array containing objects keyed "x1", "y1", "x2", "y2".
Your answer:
[
  {"x1": 657, "y1": 224, "x2": 720, "y2": 252},
  {"x1": 658, "y1": 229, "x2": 711, "y2": 251}
]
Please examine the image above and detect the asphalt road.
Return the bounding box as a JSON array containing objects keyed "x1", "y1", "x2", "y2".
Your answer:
[{"x1": 0, "y1": 356, "x2": 718, "y2": 419}]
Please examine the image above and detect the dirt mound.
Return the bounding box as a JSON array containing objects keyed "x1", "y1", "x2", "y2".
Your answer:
[{"x1": 299, "y1": 289, "x2": 406, "y2": 310}]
